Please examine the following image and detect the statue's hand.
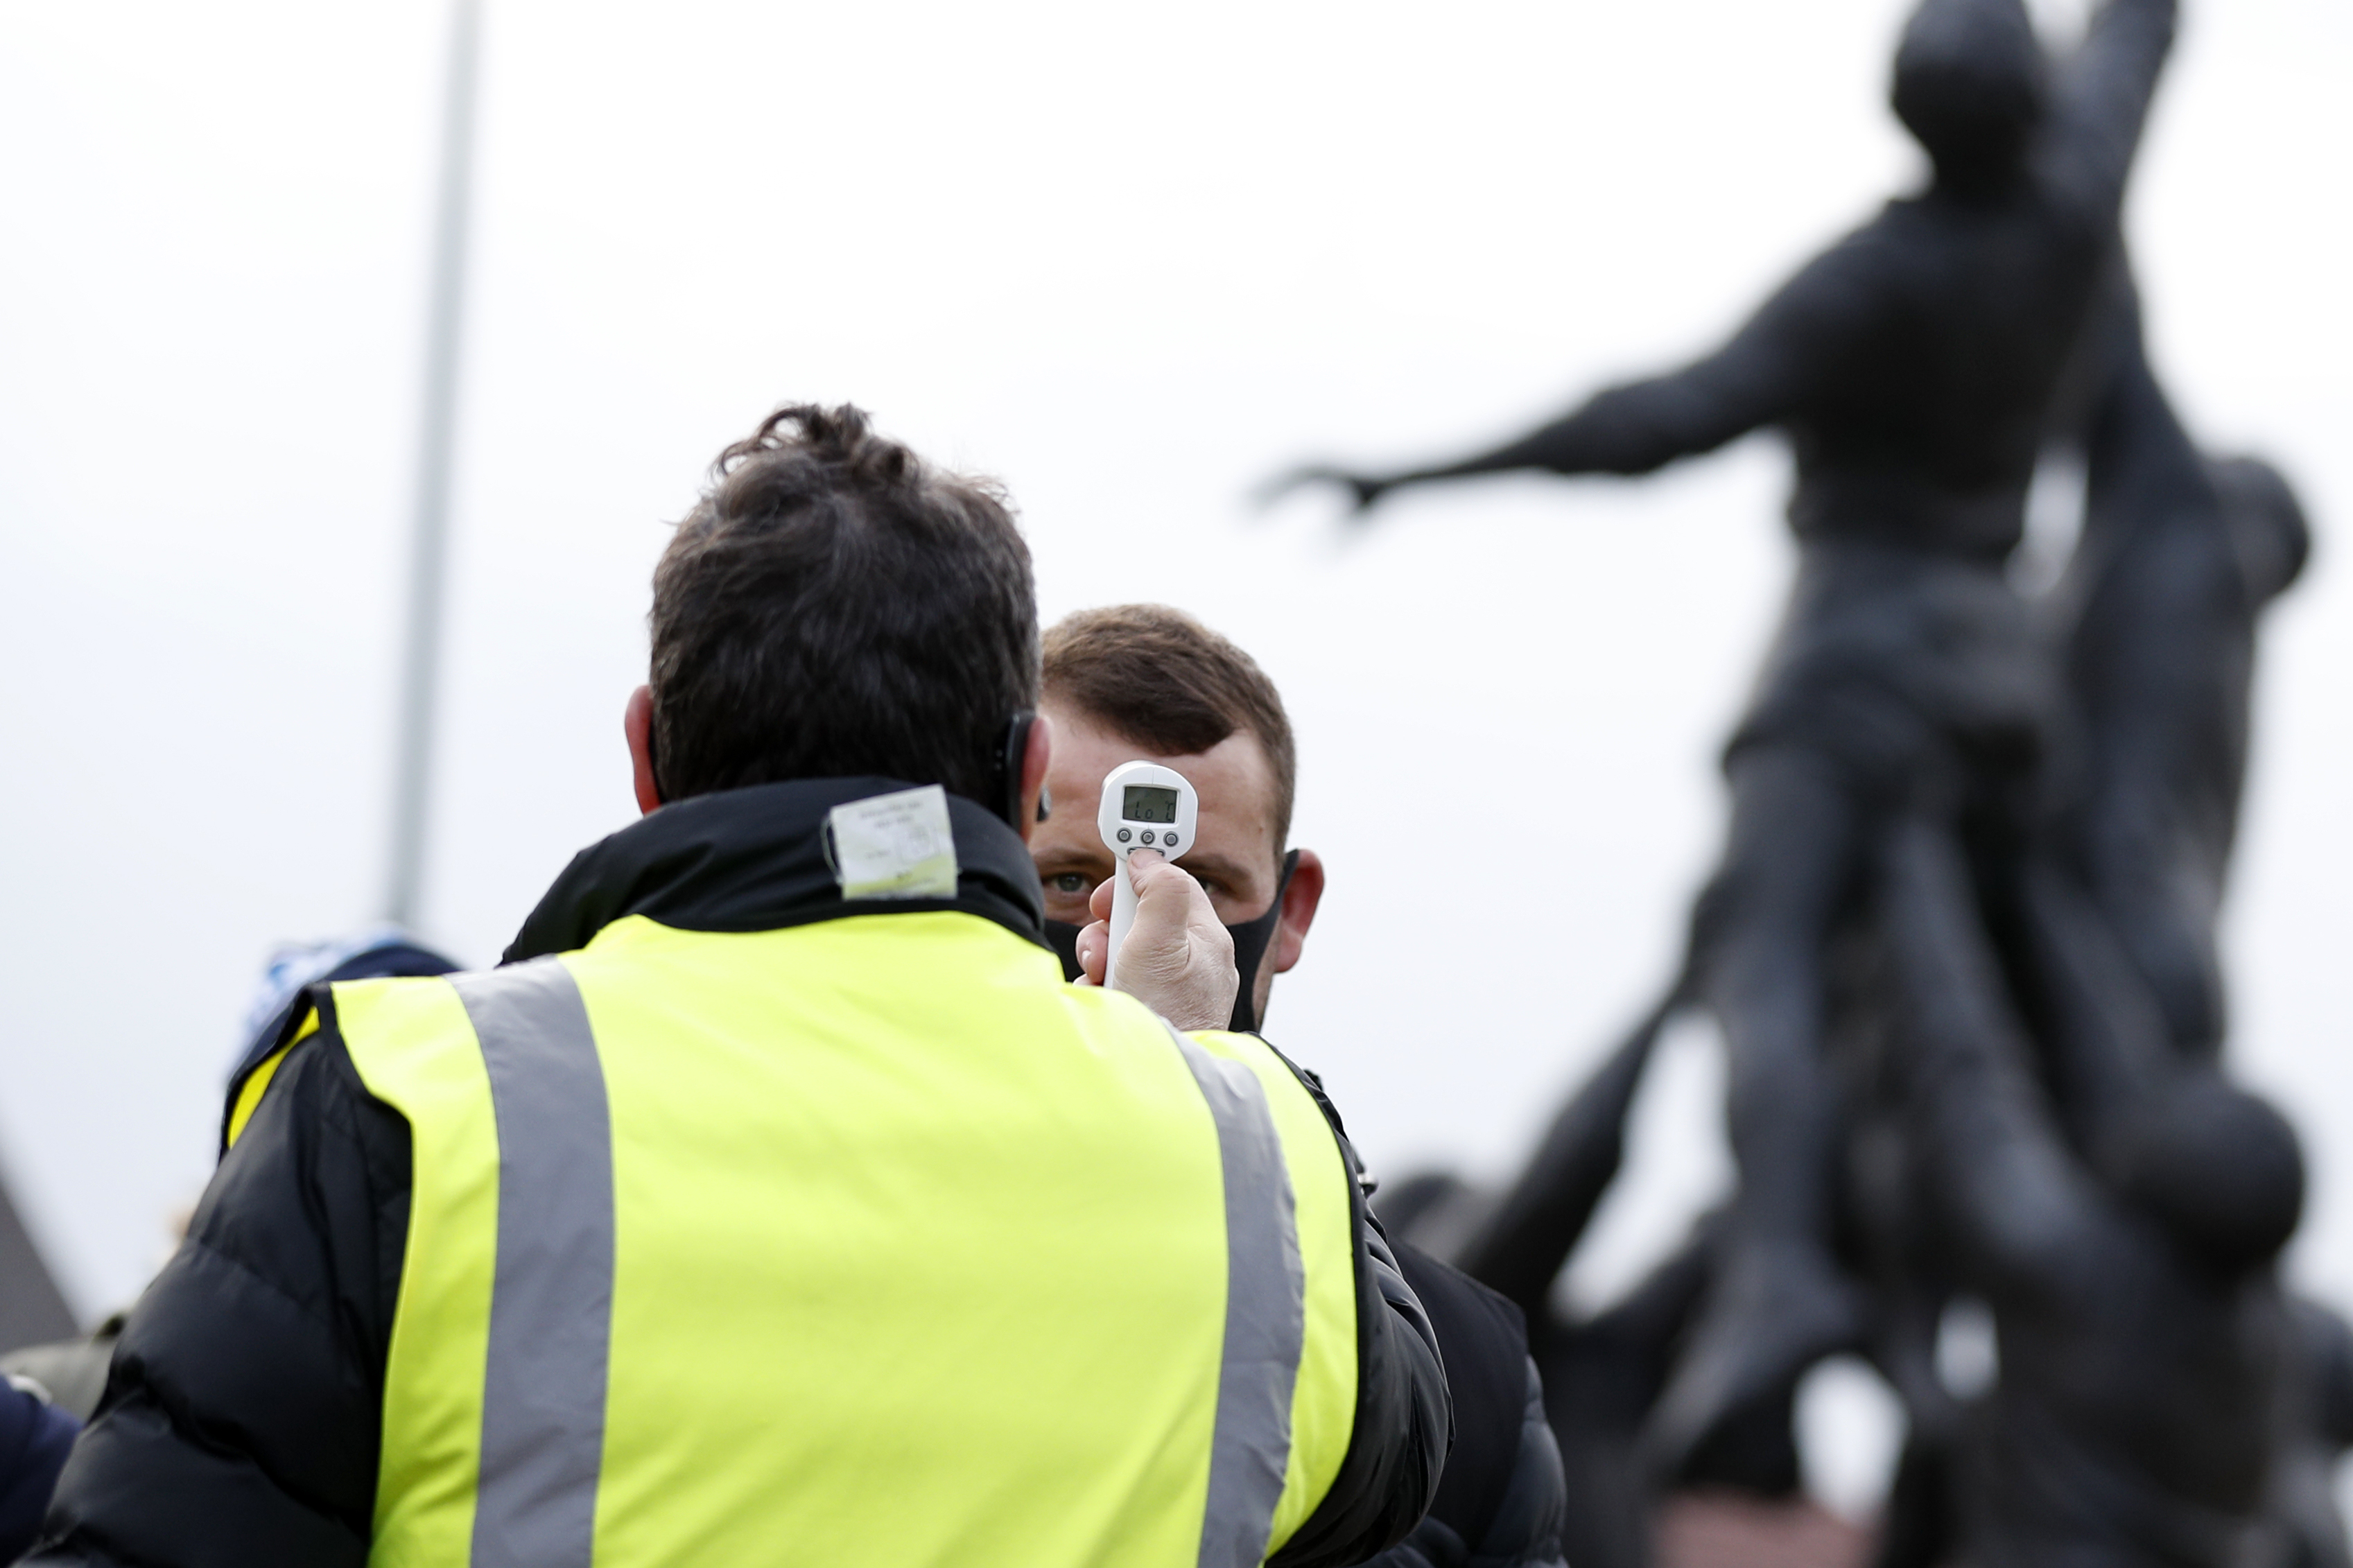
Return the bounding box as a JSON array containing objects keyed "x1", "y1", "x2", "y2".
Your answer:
[{"x1": 1255, "y1": 462, "x2": 1395, "y2": 517}]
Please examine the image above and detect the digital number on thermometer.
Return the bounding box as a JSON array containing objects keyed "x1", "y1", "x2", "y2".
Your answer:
[{"x1": 1122, "y1": 785, "x2": 1179, "y2": 824}]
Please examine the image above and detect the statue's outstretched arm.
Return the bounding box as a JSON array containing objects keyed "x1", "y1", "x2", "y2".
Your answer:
[
  {"x1": 1882, "y1": 818, "x2": 2101, "y2": 1300},
  {"x1": 2038, "y1": 0, "x2": 2179, "y2": 227},
  {"x1": 1268, "y1": 234, "x2": 1888, "y2": 514}
]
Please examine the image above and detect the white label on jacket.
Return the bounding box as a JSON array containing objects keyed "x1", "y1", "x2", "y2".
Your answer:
[{"x1": 826, "y1": 785, "x2": 959, "y2": 900}]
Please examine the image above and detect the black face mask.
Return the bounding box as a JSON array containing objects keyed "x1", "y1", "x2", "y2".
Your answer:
[{"x1": 1044, "y1": 850, "x2": 1301, "y2": 1034}]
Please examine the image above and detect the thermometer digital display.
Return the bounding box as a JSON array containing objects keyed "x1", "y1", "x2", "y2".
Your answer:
[{"x1": 1122, "y1": 785, "x2": 1180, "y2": 824}]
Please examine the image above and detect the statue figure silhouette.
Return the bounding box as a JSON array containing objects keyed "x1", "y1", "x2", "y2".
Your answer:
[
  {"x1": 2044, "y1": 267, "x2": 2311, "y2": 1062},
  {"x1": 1272, "y1": 0, "x2": 2180, "y2": 1470},
  {"x1": 1388, "y1": 278, "x2": 2328, "y2": 1558},
  {"x1": 1879, "y1": 807, "x2": 2302, "y2": 1568},
  {"x1": 1855, "y1": 252, "x2": 2325, "y2": 1568}
]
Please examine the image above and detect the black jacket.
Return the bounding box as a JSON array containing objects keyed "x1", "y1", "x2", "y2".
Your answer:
[
  {"x1": 31, "y1": 781, "x2": 1450, "y2": 1567},
  {"x1": 1362, "y1": 1247, "x2": 1566, "y2": 1568},
  {"x1": 1, "y1": 1379, "x2": 77, "y2": 1562}
]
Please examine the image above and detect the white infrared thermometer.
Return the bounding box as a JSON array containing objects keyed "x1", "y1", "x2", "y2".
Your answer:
[{"x1": 1097, "y1": 760, "x2": 1200, "y2": 993}]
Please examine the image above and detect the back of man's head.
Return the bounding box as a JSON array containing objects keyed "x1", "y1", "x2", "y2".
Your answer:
[
  {"x1": 2112, "y1": 1068, "x2": 2305, "y2": 1275},
  {"x1": 1041, "y1": 604, "x2": 1296, "y2": 860},
  {"x1": 649, "y1": 403, "x2": 1038, "y2": 807},
  {"x1": 1892, "y1": 0, "x2": 2047, "y2": 190}
]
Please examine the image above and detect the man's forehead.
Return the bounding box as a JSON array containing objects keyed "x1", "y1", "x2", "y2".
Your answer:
[{"x1": 1044, "y1": 704, "x2": 1279, "y2": 830}]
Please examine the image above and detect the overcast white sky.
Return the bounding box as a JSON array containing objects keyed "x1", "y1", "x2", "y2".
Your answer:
[{"x1": 2, "y1": 0, "x2": 2346, "y2": 1517}]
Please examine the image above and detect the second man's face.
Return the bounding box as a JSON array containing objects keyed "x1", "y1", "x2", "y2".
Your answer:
[{"x1": 1030, "y1": 705, "x2": 1285, "y2": 929}]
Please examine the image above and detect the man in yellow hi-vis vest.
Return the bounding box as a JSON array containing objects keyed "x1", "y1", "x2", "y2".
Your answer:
[{"x1": 31, "y1": 404, "x2": 1450, "y2": 1567}]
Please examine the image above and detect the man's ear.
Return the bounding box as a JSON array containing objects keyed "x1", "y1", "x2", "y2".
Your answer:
[
  {"x1": 624, "y1": 686, "x2": 663, "y2": 816},
  {"x1": 1270, "y1": 848, "x2": 1326, "y2": 975},
  {"x1": 1017, "y1": 713, "x2": 1054, "y2": 844}
]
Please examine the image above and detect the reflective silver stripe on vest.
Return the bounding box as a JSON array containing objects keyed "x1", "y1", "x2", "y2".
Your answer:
[
  {"x1": 452, "y1": 961, "x2": 614, "y2": 1568},
  {"x1": 1170, "y1": 1029, "x2": 1308, "y2": 1568}
]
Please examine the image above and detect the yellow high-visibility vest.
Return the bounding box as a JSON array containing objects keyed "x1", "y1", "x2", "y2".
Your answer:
[{"x1": 311, "y1": 909, "x2": 1359, "y2": 1567}]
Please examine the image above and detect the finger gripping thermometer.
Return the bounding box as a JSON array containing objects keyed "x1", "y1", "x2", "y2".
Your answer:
[{"x1": 1097, "y1": 761, "x2": 1201, "y2": 993}]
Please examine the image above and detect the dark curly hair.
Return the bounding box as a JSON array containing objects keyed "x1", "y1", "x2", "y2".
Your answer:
[{"x1": 648, "y1": 403, "x2": 1039, "y2": 806}]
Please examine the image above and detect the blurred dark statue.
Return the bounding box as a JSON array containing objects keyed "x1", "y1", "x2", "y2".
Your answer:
[
  {"x1": 2046, "y1": 270, "x2": 2312, "y2": 1065},
  {"x1": 1285, "y1": 0, "x2": 2339, "y2": 1561},
  {"x1": 1848, "y1": 253, "x2": 2326, "y2": 1568},
  {"x1": 1287, "y1": 0, "x2": 2181, "y2": 1467}
]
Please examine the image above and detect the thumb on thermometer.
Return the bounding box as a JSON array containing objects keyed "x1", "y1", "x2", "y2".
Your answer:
[{"x1": 1088, "y1": 849, "x2": 1238, "y2": 1032}]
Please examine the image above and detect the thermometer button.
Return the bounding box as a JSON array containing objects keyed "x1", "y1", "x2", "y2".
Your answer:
[
  {"x1": 1140, "y1": 830, "x2": 1156, "y2": 845},
  {"x1": 1116, "y1": 828, "x2": 1132, "y2": 843},
  {"x1": 1163, "y1": 834, "x2": 1179, "y2": 850}
]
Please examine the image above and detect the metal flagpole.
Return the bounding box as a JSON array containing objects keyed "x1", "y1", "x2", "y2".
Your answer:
[{"x1": 385, "y1": 0, "x2": 481, "y2": 930}]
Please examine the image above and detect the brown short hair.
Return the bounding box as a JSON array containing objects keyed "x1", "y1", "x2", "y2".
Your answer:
[
  {"x1": 650, "y1": 403, "x2": 1039, "y2": 805},
  {"x1": 1042, "y1": 605, "x2": 1296, "y2": 857}
]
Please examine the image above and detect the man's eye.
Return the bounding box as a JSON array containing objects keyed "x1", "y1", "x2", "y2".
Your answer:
[{"x1": 1048, "y1": 873, "x2": 1093, "y2": 896}]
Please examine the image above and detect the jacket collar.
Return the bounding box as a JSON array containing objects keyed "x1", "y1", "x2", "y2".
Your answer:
[{"x1": 504, "y1": 778, "x2": 1047, "y2": 963}]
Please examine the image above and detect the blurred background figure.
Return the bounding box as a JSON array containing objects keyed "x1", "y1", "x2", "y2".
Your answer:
[
  {"x1": 0, "y1": 930, "x2": 460, "y2": 1428},
  {"x1": 0, "y1": 1375, "x2": 76, "y2": 1561},
  {"x1": 232, "y1": 930, "x2": 462, "y2": 1083},
  {"x1": 223, "y1": 928, "x2": 460, "y2": 1131}
]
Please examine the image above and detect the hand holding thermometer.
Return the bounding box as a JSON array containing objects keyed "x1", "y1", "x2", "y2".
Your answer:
[{"x1": 1097, "y1": 760, "x2": 1201, "y2": 993}]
